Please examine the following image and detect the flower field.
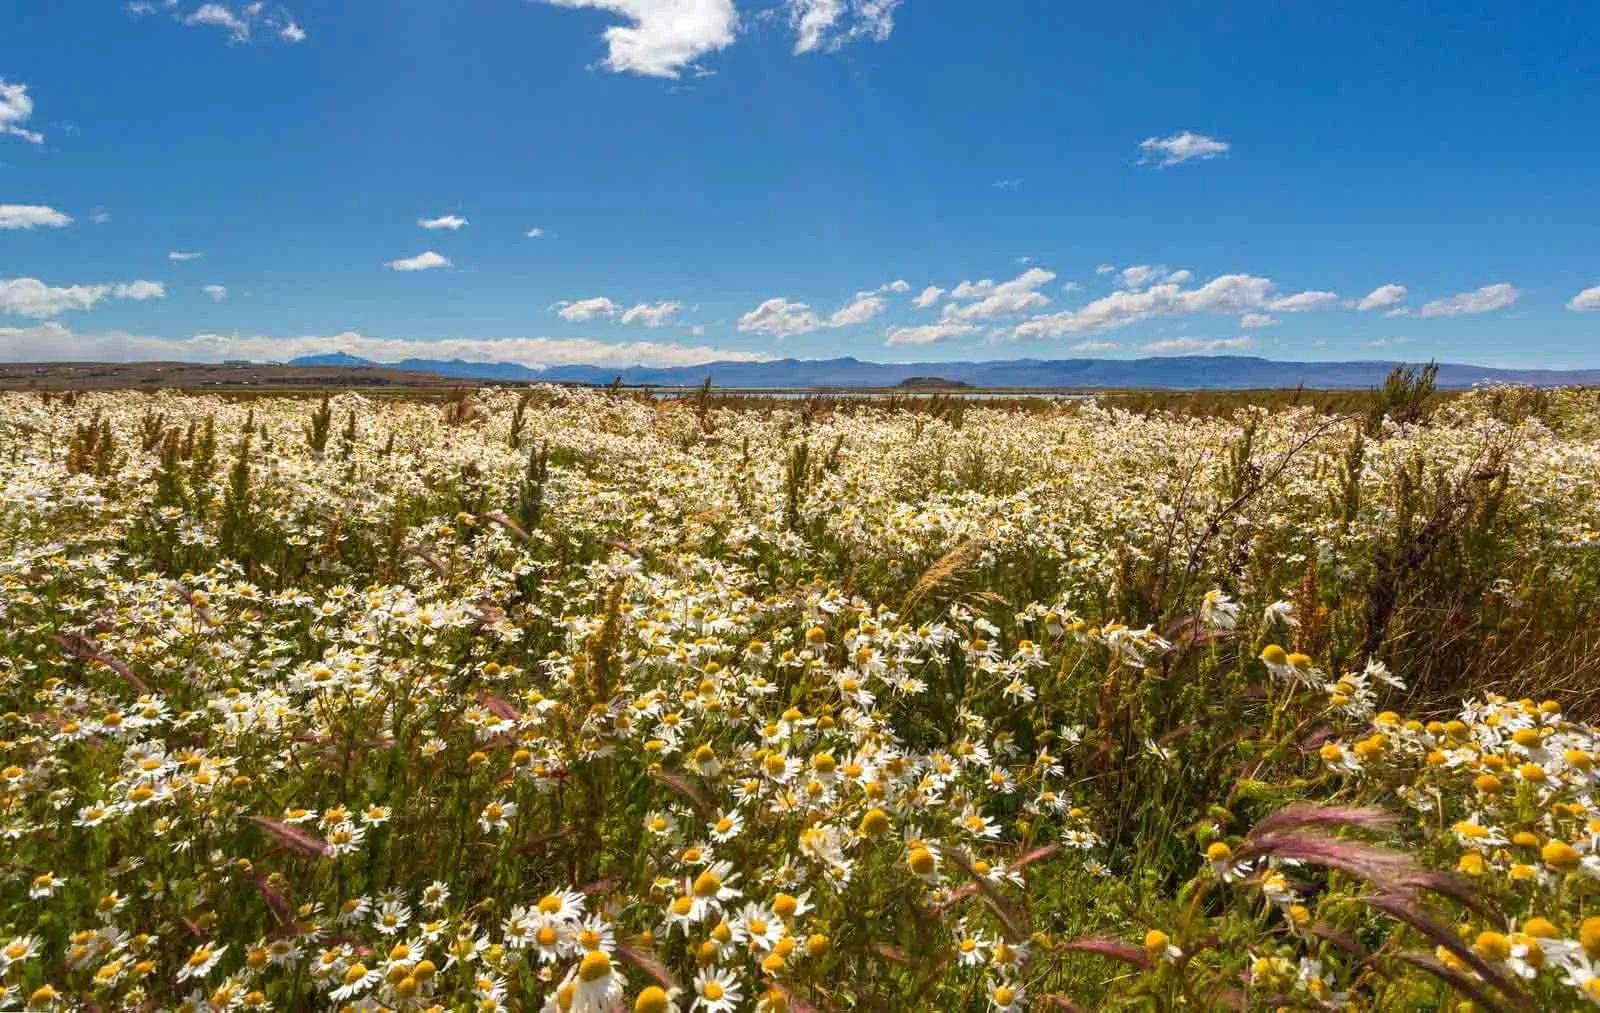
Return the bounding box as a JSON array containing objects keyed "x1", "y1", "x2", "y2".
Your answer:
[{"x1": 6, "y1": 382, "x2": 1600, "y2": 1011}]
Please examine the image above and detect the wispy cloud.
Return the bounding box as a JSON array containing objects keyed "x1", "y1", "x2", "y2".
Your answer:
[
  {"x1": 1138, "y1": 130, "x2": 1230, "y2": 167},
  {"x1": 203, "y1": 284, "x2": 228, "y2": 302},
  {"x1": 1140, "y1": 336, "x2": 1252, "y2": 353},
  {"x1": 1418, "y1": 282, "x2": 1520, "y2": 318},
  {"x1": 385, "y1": 251, "x2": 451, "y2": 272},
  {"x1": 168, "y1": 250, "x2": 204, "y2": 262},
  {"x1": 0, "y1": 80, "x2": 44, "y2": 144},
  {"x1": 166, "y1": 2, "x2": 306, "y2": 44},
  {"x1": 788, "y1": 0, "x2": 901, "y2": 54},
  {"x1": 418, "y1": 215, "x2": 467, "y2": 231},
  {"x1": 883, "y1": 322, "x2": 980, "y2": 347}
]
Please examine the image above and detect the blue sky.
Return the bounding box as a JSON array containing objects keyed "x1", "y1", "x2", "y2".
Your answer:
[{"x1": 2, "y1": 1, "x2": 1598, "y2": 368}]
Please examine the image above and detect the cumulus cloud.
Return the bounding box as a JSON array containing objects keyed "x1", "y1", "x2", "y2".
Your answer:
[
  {"x1": 526, "y1": 227, "x2": 547, "y2": 238},
  {"x1": 0, "y1": 204, "x2": 72, "y2": 229},
  {"x1": 1239, "y1": 313, "x2": 1278, "y2": 328},
  {"x1": 1419, "y1": 283, "x2": 1520, "y2": 318},
  {"x1": 418, "y1": 215, "x2": 468, "y2": 230},
  {"x1": 882, "y1": 322, "x2": 980, "y2": 347},
  {"x1": 1268, "y1": 290, "x2": 1339, "y2": 313},
  {"x1": 738, "y1": 286, "x2": 897, "y2": 337},
  {"x1": 738, "y1": 297, "x2": 824, "y2": 337},
  {"x1": 828, "y1": 293, "x2": 886, "y2": 327},
  {"x1": 541, "y1": 0, "x2": 737, "y2": 78},
  {"x1": 168, "y1": 250, "x2": 204, "y2": 262},
  {"x1": 1116, "y1": 265, "x2": 1190, "y2": 290},
  {"x1": 0, "y1": 324, "x2": 773, "y2": 369},
  {"x1": 1012, "y1": 273, "x2": 1284, "y2": 341},
  {"x1": 942, "y1": 267, "x2": 1055, "y2": 322},
  {"x1": 0, "y1": 79, "x2": 43, "y2": 144},
  {"x1": 618, "y1": 300, "x2": 683, "y2": 327},
  {"x1": 1141, "y1": 336, "x2": 1252, "y2": 354},
  {"x1": 385, "y1": 251, "x2": 451, "y2": 272},
  {"x1": 1138, "y1": 131, "x2": 1230, "y2": 167},
  {"x1": 555, "y1": 297, "x2": 622, "y2": 322},
  {"x1": 0, "y1": 277, "x2": 166, "y2": 319},
  {"x1": 1568, "y1": 286, "x2": 1600, "y2": 313},
  {"x1": 876, "y1": 279, "x2": 911, "y2": 295},
  {"x1": 913, "y1": 285, "x2": 944, "y2": 308},
  {"x1": 1356, "y1": 283, "x2": 1408, "y2": 312},
  {"x1": 203, "y1": 284, "x2": 228, "y2": 301},
  {"x1": 789, "y1": 0, "x2": 901, "y2": 54}
]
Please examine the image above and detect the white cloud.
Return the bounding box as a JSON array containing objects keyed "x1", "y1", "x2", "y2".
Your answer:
[
  {"x1": 1568, "y1": 286, "x2": 1600, "y2": 313},
  {"x1": 0, "y1": 80, "x2": 44, "y2": 144},
  {"x1": 526, "y1": 227, "x2": 547, "y2": 238},
  {"x1": 168, "y1": 250, "x2": 204, "y2": 262},
  {"x1": 179, "y1": 3, "x2": 304, "y2": 44},
  {"x1": 1117, "y1": 265, "x2": 1189, "y2": 290},
  {"x1": 883, "y1": 322, "x2": 980, "y2": 347},
  {"x1": 913, "y1": 285, "x2": 944, "y2": 308},
  {"x1": 1141, "y1": 336, "x2": 1253, "y2": 354},
  {"x1": 185, "y1": 3, "x2": 251, "y2": 40},
  {"x1": 877, "y1": 279, "x2": 911, "y2": 295},
  {"x1": 738, "y1": 297, "x2": 824, "y2": 337},
  {"x1": 0, "y1": 204, "x2": 72, "y2": 230},
  {"x1": 91, "y1": 208, "x2": 112, "y2": 225},
  {"x1": 1364, "y1": 336, "x2": 1412, "y2": 348},
  {"x1": 991, "y1": 177, "x2": 1024, "y2": 191},
  {"x1": 1419, "y1": 283, "x2": 1520, "y2": 318},
  {"x1": 1071, "y1": 340, "x2": 1119, "y2": 353},
  {"x1": 1095, "y1": 264, "x2": 1115, "y2": 275},
  {"x1": 385, "y1": 251, "x2": 451, "y2": 272},
  {"x1": 556, "y1": 297, "x2": 622, "y2": 322},
  {"x1": 1356, "y1": 283, "x2": 1408, "y2": 312},
  {"x1": 115, "y1": 281, "x2": 167, "y2": 300},
  {"x1": 1012, "y1": 273, "x2": 1283, "y2": 341},
  {"x1": 828, "y1": 293, "x2": 886, "y2": 327},
  {"x1": 1267, "y1": 290, "x2": 1338, "y2": 313},
  {"x1": 0, "y1": 324, "x2": 773, "y2": 369},
  {"x1": 1138, "y1": 130, "x2": 1230, "y2": 167},
  {"x1": 0, "y1": 277, "x2": 166, "y2": 319},
  {"x1": 203, "y1": 284, "x2": 228, "y2": 301},
  {"x1": 1239, "y1": 313, "x2": 1278, "y2": 328},
  {"x1": 942, "y1": 267, "x2": 1055, "y2": 321},
  {"x1": 738, "y1": 285, "x2": 899, "y2": 337},
  {"x1": 541, "y1": 0, "x2": 738, "y2": 78},
  {"x1": 418, "y1": 215, "x2": 468, "y2": 231},
  {"x1": 789, "y1": 0, "x2": 902, "y2": 54},
  {"x1": 619, "y1": 300, "x2": 683, "y2": 327}
]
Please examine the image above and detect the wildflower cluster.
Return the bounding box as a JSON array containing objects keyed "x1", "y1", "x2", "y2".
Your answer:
[{"x1": 2, "y1": 384, "x2": 1599, "y2": 1010}]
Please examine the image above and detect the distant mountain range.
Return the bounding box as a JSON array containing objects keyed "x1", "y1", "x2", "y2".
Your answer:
[{"x1": 286, "y1": 352, "x2": 1600, "y2": 390}]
